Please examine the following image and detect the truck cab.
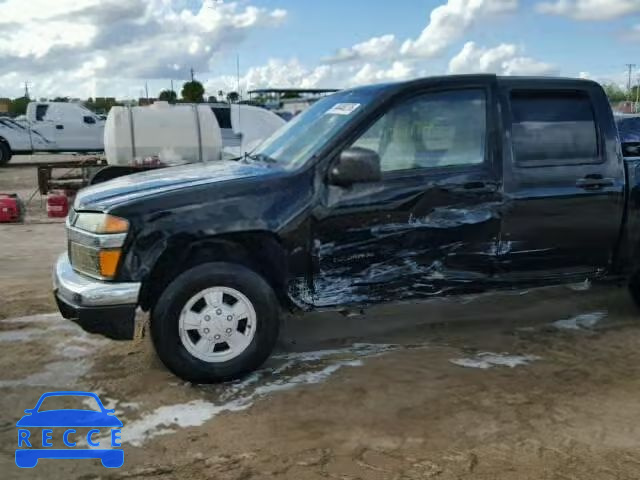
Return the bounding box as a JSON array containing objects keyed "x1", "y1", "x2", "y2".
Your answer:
[
  {"x1": 0, "y1": 101, "x2": 104, "y2": 164},
  {"x1": 25, "y1": 102, "x2": 104, "y2": 151},
  {"x1": 52, "y1": 75, "x2": 638, "y2": 384}
]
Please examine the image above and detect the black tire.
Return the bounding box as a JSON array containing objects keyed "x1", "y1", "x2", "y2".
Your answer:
[
  {"x1": 0, "y1": 141, "x2": 12, "y2": 166},
  {"x1": 150, "y1": 262, "x2": 280, "y2": 383}
]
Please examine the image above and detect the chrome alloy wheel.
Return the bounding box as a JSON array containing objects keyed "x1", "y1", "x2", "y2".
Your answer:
[{"x1": 178, "y1": 286, "x2": 257, "y2": 363}]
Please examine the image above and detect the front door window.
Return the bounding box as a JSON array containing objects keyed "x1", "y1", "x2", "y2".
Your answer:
[{"x1": 352, "y1": 89, "x2": 487, "y2": 173}]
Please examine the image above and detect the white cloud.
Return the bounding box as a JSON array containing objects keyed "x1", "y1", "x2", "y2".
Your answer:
[
  {"x1": 204, "y1": 59, "x2": 340, "y2": 94},
  {"x1": 324, "y1": 34, "x2": 398, "y2": 64},
  {"x1": 536, "y1": 0, "x2": 640, "y2": 20},
  {"x1": 576, "y1": 70, "x2": 631, "y2": 88},
  {"x1": 351, "y1": 61, "x2": 414, "y2": 85},
  {"x1": 0, "y1": 0, "x2": 287, "y2": 98},
  {"x1": 203, "y1": 58, "x2": 414, "y2": 96},
  {"x1": 448, "y1": 41, "x2": 556, "y2": 75},
  {"x1": 0, "y1": 0, "x2": 564, "y2": 100},
  {"x1": 400, "y1": 0, "x2": 519, "y2": 58}
]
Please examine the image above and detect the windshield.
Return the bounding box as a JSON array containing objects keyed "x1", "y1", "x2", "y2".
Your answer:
[
  {"x1": 37, "y1": 395, "x2": 101, "y2": 412},
  {"x1": 251, "y1": 90, "x2": 376, "y2": 168}
]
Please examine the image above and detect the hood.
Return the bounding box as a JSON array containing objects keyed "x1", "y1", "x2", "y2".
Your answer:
[{"x1": 75, "y1": 160, "x2": 278, "y2": 211}]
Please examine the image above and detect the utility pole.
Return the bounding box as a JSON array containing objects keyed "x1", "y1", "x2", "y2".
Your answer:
[
  {"x1": 236, "y1": 54, "x2": 241, "y2": 101},
  {"x1": 636, "y1": 75, "x2": 640, "y2": 113},
  {"x1": 626, "y1": 64, "x2": 636, "y2": 100},
  {"x1": 24, "y1": 81, "x2": 30, "y2": 99},
  {"x1": 145, "y1": 81, "x2": 149, "y2": 102},
  {"x1": 190, "y1": 68, "x2": 195, "y2": 83}
]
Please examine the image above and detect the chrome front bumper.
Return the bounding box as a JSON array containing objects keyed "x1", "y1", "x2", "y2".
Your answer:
[
  {"x1": 53, "y1": 253, "x2": 140, "y2": 340},
  {"x1": 53, "y1": 253, "x2": 140, "y2": 307}
]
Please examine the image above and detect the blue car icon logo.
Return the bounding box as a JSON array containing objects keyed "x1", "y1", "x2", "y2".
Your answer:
[{"x1": 16, "y1": 391, "x2": 123, "y2": 468}]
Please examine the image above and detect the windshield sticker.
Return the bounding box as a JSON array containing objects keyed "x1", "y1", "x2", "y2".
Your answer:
[{"x1": 326, "y1": 103, "x2": 361, "y2": 116}]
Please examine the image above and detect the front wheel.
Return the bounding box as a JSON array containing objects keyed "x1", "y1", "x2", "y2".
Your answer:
[{"x1": 150, "y1": 262, "x2": 280, "y2": 383}]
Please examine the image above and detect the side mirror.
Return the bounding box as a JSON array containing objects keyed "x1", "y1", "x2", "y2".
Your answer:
[
  {"x1": 622, "y1": 142, "x2": 640, "y2": 158},
  {"x1": 329, "y1": 147, "x2": 382, "y2": 187},
  {"x1": 24, "y1": 409, "x2": 33, "y2": 414},
  {"x1": 83, "y1": 116, "x2": 96, "y2": 125}
]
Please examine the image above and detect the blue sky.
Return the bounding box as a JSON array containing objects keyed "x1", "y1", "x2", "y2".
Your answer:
[
  {"x1": 0, "y1": 0, "x2": 638, "y2": 99},
  {"x1": 230, "y1": 0, "x2": 638, "y2": 78}
]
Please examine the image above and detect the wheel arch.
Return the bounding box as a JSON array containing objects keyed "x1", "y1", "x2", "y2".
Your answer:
[
  {"x1": 139, "y1": 230, "x2": 292, "y2": 313},
  {"x1": 0, "y1": 136, "x2": 12, "y2": 165}
]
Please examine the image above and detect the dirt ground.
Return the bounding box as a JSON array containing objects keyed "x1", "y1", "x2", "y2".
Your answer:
[{"x1": 2, "y1": 161, "x2": 640, "y2": 479}]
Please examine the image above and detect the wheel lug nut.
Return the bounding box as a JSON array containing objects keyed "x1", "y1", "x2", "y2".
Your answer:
[
  {"x1": 216, "y1": 309, "x2": 222, "y2": 315},
  {"x1": 227, "y1": 315, "x2": 233, "y2": 321},
  {"x1": 214, "y1": 334, "x2": 221, "y2": 340},
  {"x1": 226, "y1": 328, "x2": 232, "y2": 333},
  {"x1": 205, "y1": 316, "x2": 211, "y2": 321},
  {"x1": 203, "y1": 328, "x2": 210, "y2": 334}
]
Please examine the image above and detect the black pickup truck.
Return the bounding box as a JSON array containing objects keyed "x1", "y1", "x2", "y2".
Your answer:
[{"x1": 53, "y1": 75, "x2": 640, "y2": 383}]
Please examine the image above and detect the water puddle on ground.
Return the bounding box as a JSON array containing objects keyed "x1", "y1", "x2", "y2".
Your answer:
[
  {"x1": 551, "y1": 311, "x2": 607, "y2": 331},
  {"x1": 450, "y1": 352, "x2": 541, "y2": 370},
  {"x1": 0, "y1": 313, "x2": 107, "y2": 387},
  {"x1": 122, "y1": 343, "x2": 427, "y2": 446}
]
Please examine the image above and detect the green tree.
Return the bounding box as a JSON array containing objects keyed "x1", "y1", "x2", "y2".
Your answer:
[
  {"x1": 602, "y1": 83, "x2": 627, "y2": 103},
  {"x1": 9, "y1": 96, "x2": 29, "y2": 116},
  {"x1": 181, "y1": 81, "x2": 205, "y2": 103},
  {"x1": 159, "y1": 89, "x2": 178, "y2": 103},
  {"x1": 85, "y1": 98, "x2": 96, "y2": 112},
  {"x1": 226, "y1": 91, "x2": 240, "y2": 103},
  {"x1": 52, "y1": 96, "x2": 70, "y2": 102}
]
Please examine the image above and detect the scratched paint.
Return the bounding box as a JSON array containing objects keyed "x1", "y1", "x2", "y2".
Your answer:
[{"x1": 371, "y1": 203, "x2": 501, "y2": 237}]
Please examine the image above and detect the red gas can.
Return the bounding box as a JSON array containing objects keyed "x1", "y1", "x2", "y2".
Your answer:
[
  {"x1": 47, "y1": 190, "x2": 70, "y2": 218},
  {"x1": 0, "y1": 193, "x2": 21, "y2": 223}
]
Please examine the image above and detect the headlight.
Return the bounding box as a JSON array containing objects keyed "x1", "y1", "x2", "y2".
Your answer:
[
  {"x1": 74, "y1": 213, "x2": 129, "y2": 234},
  {"x1": 68, "y1": 212, "x2": 129, "y2": 280}
]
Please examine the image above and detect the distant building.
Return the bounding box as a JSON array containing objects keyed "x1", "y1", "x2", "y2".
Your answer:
[
  {"x1": 0, "y1": 98, "x2": 10, "y2": 114},
  {"x1": 138, "y1": 98, "x2": 157, "y2": 106}
]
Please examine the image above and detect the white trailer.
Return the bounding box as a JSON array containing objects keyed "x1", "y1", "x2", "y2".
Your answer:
[{"x1": 0, "y1": 101, "x2": 105, "y2": 165}]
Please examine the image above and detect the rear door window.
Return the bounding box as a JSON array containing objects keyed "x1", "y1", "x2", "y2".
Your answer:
[{"x1": 510, "y1": 90, "x2": 600, "y2": 167}]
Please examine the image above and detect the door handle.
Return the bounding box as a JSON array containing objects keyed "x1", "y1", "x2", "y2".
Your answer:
[
  {"x1": 55, "y1": 125, "x2": 64, "y2": 130},
  {"x1": 576, "y1": 175, "x2": 614, "y2": 190}
]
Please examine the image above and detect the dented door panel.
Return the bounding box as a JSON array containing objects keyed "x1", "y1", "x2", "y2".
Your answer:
[{"x1": 310, "y1": 167, "x2": 502, "y2": 307}]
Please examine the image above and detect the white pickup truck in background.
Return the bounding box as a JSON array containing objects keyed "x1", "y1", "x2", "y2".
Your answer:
[{"x1": 0, "y1": 101, "x2": 105, "y2": 165}]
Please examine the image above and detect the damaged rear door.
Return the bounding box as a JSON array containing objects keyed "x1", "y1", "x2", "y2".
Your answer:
[{"x1": 312, "y1": 84, "x2": 503, "y2": 307}]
